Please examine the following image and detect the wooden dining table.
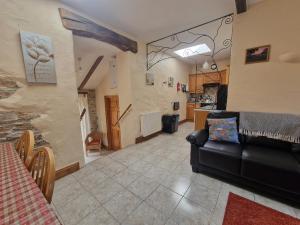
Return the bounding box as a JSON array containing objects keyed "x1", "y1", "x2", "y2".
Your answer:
[{"x1": 0, "y1": 142, "x2": 61, "y2": 225}]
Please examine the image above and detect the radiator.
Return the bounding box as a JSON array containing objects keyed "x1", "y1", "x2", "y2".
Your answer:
[{"x1": 140, "y1": 111, "x2": 162, "y2": 137}]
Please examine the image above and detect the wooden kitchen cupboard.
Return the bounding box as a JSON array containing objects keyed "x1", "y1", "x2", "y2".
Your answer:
[
  {"x1": 195, "y1": 110, "x2": 210, "y2": 130},
  {"x1": 202, "y1": 69, "x2": 229, "y2": 85},
  {"x1": 203, "y1": 72, "x2": 221, "y2": 84},
  {"x1": 196, "y1": 75, "x2": 204, "y2": 93},
  {"x1": 186, "y1": 103, "x2": 200, "y2": 121},
  {"x1": 189, "y1": 75, "x2": 196, "y2": 93},
  {"x1": 189, "y1": 74, "x2": 204, "y2": 93}
]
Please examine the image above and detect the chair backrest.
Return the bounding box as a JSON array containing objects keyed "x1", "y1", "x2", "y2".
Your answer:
[
  {"x1": 15, "y1": 130, "x2": 34, "y2": 167},
  {"x1": 86, "y1": 131, "x2": 102, "y2": 143},
  {"x1": 28, "y1": 147, "x2": 56, "y2": 203}
]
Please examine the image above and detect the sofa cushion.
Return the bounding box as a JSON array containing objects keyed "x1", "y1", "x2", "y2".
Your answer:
[
  {"x1": 242, "y1": 145, "x2": 300, "y2": 193},
  {"x1": 206, "y1": 112, "x2": 245, "y2": 143},
  {"x1": 204, "y1": 141, "x2": 242, "y2": 157},
  {"x1": 292, "y1": 143, "x2": 300, "y2": 153},
  {"x1": 207, "y1": 118, "x2": 240, "y2": 144},
  {"x1": 245, "y1": 136, "x2": 292, "y2": 151},
  {"x1": 199, "y1": 141, "x2": 242, "y2": 175}
]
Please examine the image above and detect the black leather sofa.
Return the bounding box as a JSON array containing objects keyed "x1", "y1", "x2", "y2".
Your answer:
[{"x1": 187, "y1": 111, "x2": 300, "y2": 205}]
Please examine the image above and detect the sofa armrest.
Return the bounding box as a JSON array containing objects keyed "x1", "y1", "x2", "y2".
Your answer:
[{"x1": 186, "y1": 130, "x2": 209, "y2": 147}]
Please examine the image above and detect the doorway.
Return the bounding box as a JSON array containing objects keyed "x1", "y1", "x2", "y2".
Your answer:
[{"x1": 105, "y1": 95, "x2": 121, "y2": 150}]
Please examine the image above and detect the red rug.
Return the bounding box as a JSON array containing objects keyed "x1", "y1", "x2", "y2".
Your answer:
[{"x1": 222, "y1": 193, "x2": 300, "y2": 225}]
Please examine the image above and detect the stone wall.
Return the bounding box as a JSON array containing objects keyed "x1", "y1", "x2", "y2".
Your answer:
[
  {"x1": 0, "y1": 111, "x2": 47, "y2": 146},
  {"x1": 85, "y1": 90, "x2": 98, "y2": 131},
  {"x1": 0, "y1": 76, "x2": 47, "y2": 146},
  {"x1": 0, "y1": 75, "x2": 19, "y2": 99}
]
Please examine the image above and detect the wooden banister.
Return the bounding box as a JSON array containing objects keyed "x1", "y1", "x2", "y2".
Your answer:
[
  {"x1": 80, "y1": 108, "x2": 86, "y2": 121},
  {"x1": 113, "y1": 104, "x2": 132, "y2": 127}
]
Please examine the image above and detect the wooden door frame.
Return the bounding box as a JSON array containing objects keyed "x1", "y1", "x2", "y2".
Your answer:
[{"x1": 104, "y1": 95, "x2": 121, "y2": 150}]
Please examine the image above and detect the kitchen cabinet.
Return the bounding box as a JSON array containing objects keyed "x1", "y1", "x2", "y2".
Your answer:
[
  {"x1": 221, "y1": 67, "x2": 230, "y2": 85},
  {"x1": 195, "y1": 110, "x2": 210, "y2": 130},
  {"x1": 189, "y1": 75, "x2": 204, "y2": 94},
  {"x1": 186, "y1": 103, "x2": 200, "y2": 121},
  {"x1": 196, "y1": 75, "x2": 204, "y2": 93},
  {"x1": 189, "y1": 75, "x2": 196, "y2": 93},
  {"x1": 203, "y1": 72, "x2": 220, "y2": 84},
  {"x1": 189, "y1": 68, "x2": 229, "y2": 93}
]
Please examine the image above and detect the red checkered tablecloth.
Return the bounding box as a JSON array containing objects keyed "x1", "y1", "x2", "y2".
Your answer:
[{"x1": 0, "y1": 142, "x2": 62, "y2": 225}]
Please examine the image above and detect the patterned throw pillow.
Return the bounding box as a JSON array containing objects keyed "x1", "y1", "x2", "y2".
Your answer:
[{"x1": 207, "y1": 117, "x2": 240, "y2": 144}]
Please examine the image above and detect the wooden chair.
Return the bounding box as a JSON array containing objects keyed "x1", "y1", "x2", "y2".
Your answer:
[
  {"x1": 15, "y1": 130, "x2": 34, "y2": 168},
  {"x1": 28, "y1": 147, "x2": 56, "y2": 203},
  {"x1": 85, "y1": 131, "x2": 102, "y2": 156}
]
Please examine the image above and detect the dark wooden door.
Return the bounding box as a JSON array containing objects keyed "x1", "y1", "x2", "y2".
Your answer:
[{"x1": 105, "y1": 95, "x2": 121, "y2": 150}]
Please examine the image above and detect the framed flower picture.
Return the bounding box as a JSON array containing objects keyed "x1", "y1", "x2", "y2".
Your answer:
[{"x1": 20, "y1": 31, "x2": 57, "y2": 84}]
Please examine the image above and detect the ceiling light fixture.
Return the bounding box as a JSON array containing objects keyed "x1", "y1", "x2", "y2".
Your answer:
[
  {"x1": 174, "y1": 44, "x2": 211, "y2": 58},
  {"x1": 202, "y1": 61, "x2": 210, "y2": 70}
]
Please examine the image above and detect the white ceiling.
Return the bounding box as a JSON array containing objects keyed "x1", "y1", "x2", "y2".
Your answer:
[
  {"x1": 61, "y1": 0, "x2": 263, "y2": 42},
  {"x1": 73, "y1": 36, "x2": 121, "y2": 89},
  {"x1": 68, "y1": 0, "x2": 264, "y2": 89}
]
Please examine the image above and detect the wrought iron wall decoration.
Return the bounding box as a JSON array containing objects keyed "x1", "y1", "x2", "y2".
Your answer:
[{"x1": 146, "y1": 14, "x2": 234, "y2": 72}]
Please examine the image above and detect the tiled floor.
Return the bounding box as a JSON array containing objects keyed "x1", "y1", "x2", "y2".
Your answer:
[{"x1": 53, "y1": 123, "x2": 300, "y2": 225}]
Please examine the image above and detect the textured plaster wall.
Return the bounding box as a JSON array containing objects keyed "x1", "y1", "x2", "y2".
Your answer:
[
  {"x1": 228, "y1": 0, "x2": 300, "y2": 114},
  {"x1": 129, "y1": 43, "x2": 191, "y2": 140},
  {"x1": 95, "y1": 43, "x2": 191, "y2": 148},
  {"x1": 95, "y1": 52, "x2": 136, "y2": 148},
  {"x1": 0, "y1": 0, "x2": 85, "y2": 169}
]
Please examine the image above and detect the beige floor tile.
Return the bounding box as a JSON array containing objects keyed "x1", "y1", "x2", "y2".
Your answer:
[
  {"x1": 169, "y1": 197, "x2": 210, "y2": 225},
  {"x1": 58, "y1": 192, "x2": 100, "y2": 225},
  {"x1": 54, "y1": 175, "x2": 78, "y2": 192},
  {"x1": 122, "y1": 202, "x2": 166, "y2": 225},
  {"x1": 145, "y1": 186, "x2": 182, "y2": 219},
  {"x1": 128, "y1": 160, "x2": 153, "y2": 174},
  {"x1": 77, "y1": 169, "x2": 108, "y2": 191},
  {"x1": 77, "y1": 206, "x2": 118, "y2": 225},
  {"x1": 102, "y1": 161, "x2": 127, "y2": 177},
  {"x1": 53, "y1": 179, "x2": 87, "y2": 209},
  {"x1": 144, "y1": 166, "x2": 171, "y2": 183},
  {"x1": 126, "y1": 175, "x2": 159, "y2": 200},
  {"x1": 191, "y1": 174, "x2": 223, "y2": 191},
  {"x1": 160, "y1": 174, "x2": 192, "y2": 196},
  {"x1": 103, "y1": 189, "x2": 142, "y2": 223},
  {"x1": 113, "y1": 169, "x2": 140, "y2": 187},
  {"x1": 90, "y1": 178, "x2": 126, "y2": 204},
  {"x1": 184, "y1": 182, "x2": 220, "y2": 212}
]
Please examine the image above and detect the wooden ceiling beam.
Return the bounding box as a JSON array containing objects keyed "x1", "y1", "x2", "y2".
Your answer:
[
  {"x1": 78, "y1": 56, "x2": 104, "y2": 90},
  {"x1": 59, "y1": 8, "x2": 138, "y2": 53},
  {"x1": 235, "y1": 0, "x2": 247, "y2": 14}
]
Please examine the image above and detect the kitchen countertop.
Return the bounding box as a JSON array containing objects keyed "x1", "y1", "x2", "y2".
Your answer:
[{"x1": 194, "y1": 108, "x2": 223, "y2": 112}]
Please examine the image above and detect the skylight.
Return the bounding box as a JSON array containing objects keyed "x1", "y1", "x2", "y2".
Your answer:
[{"x1": 174, "y1": 44, "x2": 211, "y2": 58}]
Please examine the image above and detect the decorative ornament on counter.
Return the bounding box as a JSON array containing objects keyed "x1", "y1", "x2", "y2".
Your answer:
[{"x1": 20, "y1": 31, "x2": 57, "y2": 84}]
